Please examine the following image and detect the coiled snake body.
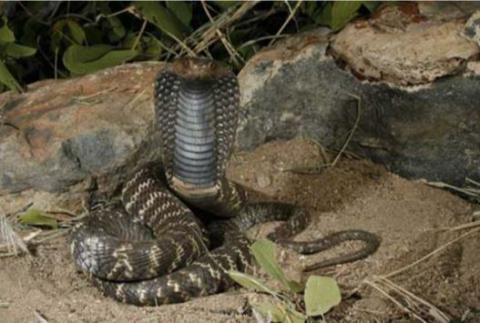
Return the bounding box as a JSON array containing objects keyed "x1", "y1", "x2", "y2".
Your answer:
[{"x1": 70, "y1": 58, "x2": 380, "y2": 306}]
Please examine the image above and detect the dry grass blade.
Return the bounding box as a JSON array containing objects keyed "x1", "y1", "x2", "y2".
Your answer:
[
  {"x1": 383, "y1": 226, "x2": 480, "y2": 279},
  {"x1": 163, "y1": 29, "x2": 197, "y2": 58},
  {"x1": 440, "y1": 220, "x2": 480, "y2": 232},
  {"x1": 377, "y1": 277, "x2": 450, "y2": 322},
  {"x1": 268, "y1": 0, "x2": 303, "y2": 46},
  {"x1": 363, "y1": 224, "x2": 479, "y2": 322},
  {"x1": 466, "y1": 177, "x2": 480, "y2": 187},
  {"x1": 0, "y1": 214, "x2": 30, "y2": 256},
  {"x1": 200, "y1": 1, "x2": 244, "y2": 66},
  {"x1": 364, "y1": 279, "x2": 428, "y2": 323},
  {"x1": 365, "y1": 277, "x2": 450, "y2": 323},
  {"x1": 32, "y1": 229, "x2": 69, "y2": 244},
  {"x1": 330, "y1": 92, "x2": 362, "y2": 167},
  {"x1": 193, "y1": 1, "x2": 258, "y2": 54},
  {"x1": 34, "y1": 310, "x2": 49, "y2": 323},
  {"x1": 131, "y1": 19, "x2": 148, "y2": 51},
  {"x1": 421, "y1": 180, "x2": 480, "y2": 198},
  {"x1": 238, "y1": 34, "x2": 288, "y2": 51}
]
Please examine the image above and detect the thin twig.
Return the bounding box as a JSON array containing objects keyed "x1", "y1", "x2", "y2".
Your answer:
[
  {"x1": 364, "y1": 280, "x2": 427, "y2": 323},
  {"x1": 377, "y1": 277, "x2": 449, "y2": 322},
  {"x1": 94, "y1": 5, "x2": 135, "y2": 22},
  {"x1": 421, "y1": 180, "x2": 480, "y2": 197},
  {"x1": 439, "y1": 220, "x2": 480, "y2": 232},
  {"x1": 268, "y1": 0, "x2": 303, "y2": 46},
  {"x1": 131, "y1": 19, "x2": 148, "y2": 51},
  {"x1": 466, "y1": 177, "x2": 480, "y2": 187},
  {"x1": 331, "y1": 92, "x2": 362, "y2": 167},
  {"x1": 283, "y1": 0, "x2": 300, "y2": 32},
  {"x1": 383, "y1": 227, "x2": 480, "y2": 278},
  {"x1": 163, "y1": 29, "x2": 196, "y2": 58},
  {"x1": 0, "y1": 214, "x2": 30, "y2": 255},
  {"x1": 33, "y1": 229, "x2": 69, "y2": 244},
  {"x1": 201, "y1": 1, "x2": 243, "y2": 66},
  {"x1": 34, "y1": 310, "x2": 49, "y2": 323},
  {"x1": 238, "y1": 34, "x2": 288, "y2": 50},
  {"x1": 193, "y1": 1, "x2": 258, "y2": 54}
]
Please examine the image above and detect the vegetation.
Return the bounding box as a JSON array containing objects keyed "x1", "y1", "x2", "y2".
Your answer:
[
  {"x1": 0, "y1": 1, "x2": 379, "y2": 93},
  {"x1": 229, "y1": 239, "x2": 342, "y2": 323}
]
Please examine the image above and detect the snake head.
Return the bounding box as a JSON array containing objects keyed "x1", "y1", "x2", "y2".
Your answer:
[{"x1": 171, "y1": 57, "x2": 232, "y2": 80}]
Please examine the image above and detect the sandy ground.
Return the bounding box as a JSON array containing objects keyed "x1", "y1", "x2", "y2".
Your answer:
[{"x1": 1, "y1": 138, "x2": 479, "y2": 323}]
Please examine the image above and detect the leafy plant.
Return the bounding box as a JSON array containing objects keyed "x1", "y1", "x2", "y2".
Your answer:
[
  {"x1": 18, "y1": 208, "x2": 58, "y2": 229},
  {"x1": 229, "y1": 239, "x2": 342, "y2": 322},
  {"x1": 313, "y1": 1, "x2": 379, "y2": 31},
  {"x1": 0, "y1": 1, "x2": 381, "y2": 94},
  {"x1": 0, "y1": 16, "x2": 36, "y2": 92}
]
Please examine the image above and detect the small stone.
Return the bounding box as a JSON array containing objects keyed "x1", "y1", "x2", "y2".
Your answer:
[{"x1": 256, "y1": 174, "x2": 271, "y2": 188}]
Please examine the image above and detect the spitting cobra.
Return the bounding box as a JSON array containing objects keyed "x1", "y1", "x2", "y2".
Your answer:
[{"x1": 70, "y1": 58, "x2": 380, "y2": 306}]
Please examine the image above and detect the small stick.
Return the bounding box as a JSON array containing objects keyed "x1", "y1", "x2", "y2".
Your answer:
[
  {"x1": 383, "y1": 227, "x2": 480, "y2": 278},
  {"x1": 268, "y1": 1, "x2": 303, "y2": 46},
  {"x1": 330, "y1": 92, "x2": 362, "y2": 167},
  {"x1": 34, "y1": 310, "x2": 49, "y2": 323},
  {"x1": 377, "y1": 277, "x2": 449, "y2": 322},
  {"x1": 131, "y1": 19, "x2": 148, "y2": 51},
  {"x1": 364, "y1": 279, "x2": 427, "y2": 323}
]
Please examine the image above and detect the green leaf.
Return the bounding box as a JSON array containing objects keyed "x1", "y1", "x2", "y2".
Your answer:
[
  {"x1": 135, "y1": 2, "x2": 186, "y2": 39},
  {"x1": 304, "y1": 276, "x2": 341, "y2": 316},
  {"x1": 20, "y1": 18, "x2": 44, "y2": 47},
  {"x1": 228, "y1": 271, "x2": 276, "y2": 294},
  {"x1": 19, "y1": 209, "x2": 58, "y2": 229},
  {"x1": 52, "y1": 19, "x2": 86, "y2": 46},
  {"x1": 4, "y1": 43, "x2": 36, "y2": 58},
  {"x1": 107, "y1": 16, "x2": 126, "y2": 40},
  {"x1": 143, "y1": 34, "x2": 164, "y2": 58},
  {"x1": 0, "y1": 60, "x2": 21, "y2": 92},
  {"x1": 250, "y1": 240, "x2": 304, "y2": 293},
  {"x1": 330, "y1": 1, "x2": 362, "y2": 31},
  {"x1": 303, "y1": 1, "x2": 319, "y2": 17},
  {"x1": 254, "y1": 301, "x2": 306, "y2": 323},
  {"x1": 67, "y1": 20, "x2": 86, "y2": 44},
  {"x1": 362, "y1": 1, "x2": 380, "y2": 13},
  {"x1": 313, "y1": 2, "x2": 332, "y2": 26},
  {"x1": 63, "y1": 44, "x2": 137, "y2": 75},
  {"x1": 166, "y1": 1, "x2": 192, "y2": 27},
  {"x1": 0, "y1": 17, "x2": 15, "y2": 43}
]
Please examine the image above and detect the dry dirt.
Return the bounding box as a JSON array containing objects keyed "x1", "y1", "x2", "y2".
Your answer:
[{"x1": 1, "y1": 138, "x2": 479, "y2": 323}]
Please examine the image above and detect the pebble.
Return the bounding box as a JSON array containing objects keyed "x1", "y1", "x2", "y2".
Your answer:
[{"x1": 256, "y1": 174, "x2": 271, "y2": 188}]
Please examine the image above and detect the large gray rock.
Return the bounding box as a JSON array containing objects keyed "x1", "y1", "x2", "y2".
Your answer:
[
  {"x1": 236, "y1": 10, "x2": 480, "y2": 185},
  {"x1": 0, "y1": 62, "x2": 164, "y2": 196}
]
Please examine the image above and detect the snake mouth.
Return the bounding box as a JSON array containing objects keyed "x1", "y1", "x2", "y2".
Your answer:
[{"x1": 170, "y1": 176, "x2": 219, "y2": 200}]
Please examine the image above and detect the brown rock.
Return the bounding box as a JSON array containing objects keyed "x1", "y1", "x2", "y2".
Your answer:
[
  {"x1": 0, "y1": 62, "x2": 165, "y2": 195},
  {"x1": 331, "y1": 6, "x2": 479, "y2": 85}
]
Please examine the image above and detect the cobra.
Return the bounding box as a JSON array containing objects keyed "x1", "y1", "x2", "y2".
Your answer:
[{"x1": 70, "y1": 58, "x2": 380, "y2": 306}]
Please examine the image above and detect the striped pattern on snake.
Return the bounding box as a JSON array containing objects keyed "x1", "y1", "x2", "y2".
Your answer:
[{"x1": 70, "y1": 58, "x2": 380, "y2": 306}]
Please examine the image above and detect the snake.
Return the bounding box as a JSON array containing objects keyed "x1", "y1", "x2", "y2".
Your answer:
[{"x1": 69, "y1": 58, "x2": 380, "y2": 306}]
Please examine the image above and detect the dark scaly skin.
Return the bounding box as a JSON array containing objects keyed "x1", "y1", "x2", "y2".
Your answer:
[
  {"x1": 70, "y1": 58, "x2": 381, "y2": 306},
  {"x1": 70, "y1": 166, "x2": 209, "y2": 281}
]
